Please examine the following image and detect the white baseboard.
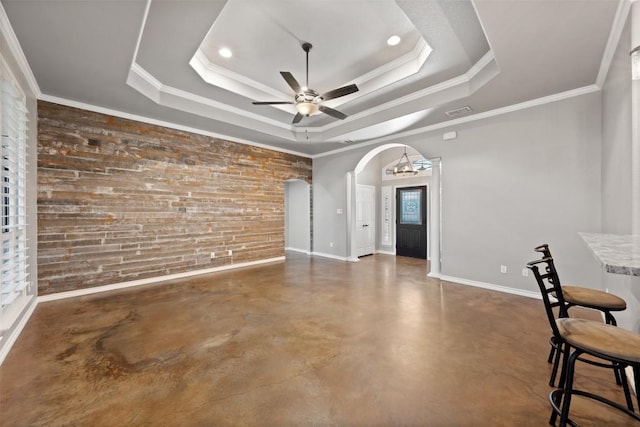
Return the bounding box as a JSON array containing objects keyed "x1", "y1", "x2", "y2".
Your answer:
[
  {"x1": 376, "y1": 250, "x2": 396, "y2": 256},
  {"x1": 285, "y1": 247, "x2": 311, "y2": 255},
  {"x1": 0, "y1": 297, "x2": 38, "y2": 365},
  {"x1": 310, "y1": 252, "x2": 350, "y2": 262},
  {"x1": 38, "y1": 257, "x2": 285, "y2": 302},
  {"x1": 437, "y1": 274, "x2": 541, "y2": 300}
]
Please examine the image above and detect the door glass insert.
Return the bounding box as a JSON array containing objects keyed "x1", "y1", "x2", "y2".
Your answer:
[{"x1": 400, "y1": 190, "x2": 421, "y2": 225}]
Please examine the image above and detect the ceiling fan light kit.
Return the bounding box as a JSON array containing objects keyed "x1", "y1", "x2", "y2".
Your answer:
[
  {"x1": 252, "y1": 42, "x2": 359, "y2": 124},
  {"x1": 295, "y1": 88, "x2": 321, "y2": 115}
]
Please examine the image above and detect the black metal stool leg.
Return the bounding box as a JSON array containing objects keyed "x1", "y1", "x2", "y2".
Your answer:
[
  {"x1": 559, "y1": 349, "x2": 581, "y2": 427},
  {"x1": 613, "y1": 368, "x2": 624, "y2": 385},
  {"x1": 550, "y1": 342, "x2": 562, "y2": 387},
  {"x1": 604, "y1": 312, "x2": 624, "y2": 386},
  {"x1": 550, "y1": 343, "x2": 572, "y2": 426},
  {"x1": 634, "y1": 366, "x2": 640, "y2": 413},
  {"x1": 618, "y1": 363, "x2": 634, "y2": 411}
]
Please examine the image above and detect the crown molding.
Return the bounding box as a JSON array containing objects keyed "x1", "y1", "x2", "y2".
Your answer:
[
  {"x1": 127, "y1": 51, "x2": 499, "y2": 146},
  {"x1": 127, "y1": 0, "x2": 496, "y2": 145},
  {"x1": 127, "y1": 62, "x2": 294, "y2": 136},
  {"x1": 315, "y1": 51, "x2": 498, "y2": 138},
  {"x1": 312, "y1": 84, "x2": 600, "y2": 159},
  {"x1": 189, "y1": 22, "x2": 432, "y2": 113},
  {"x1": 596, "y1": 0, "x2": 632, "y2": 88},
  {"x1": 0, "y1": 2, "x2": 41, "y2": 97}
]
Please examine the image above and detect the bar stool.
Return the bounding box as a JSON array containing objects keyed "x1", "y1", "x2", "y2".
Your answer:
[
  {"x1": 534, "y1": 244, "x2": 627, "y2": 326},
  {"x1": 552, "y1": 318, "x2": 640, "y2": 426},
  {"x1": 526, "y1": 258, "x2": 636, "y2": 414},
  {"x1": 533, "y1": 244, "x2": 627, "y2": 386}
]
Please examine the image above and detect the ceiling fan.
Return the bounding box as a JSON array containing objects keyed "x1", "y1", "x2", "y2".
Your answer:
[{"x1": 252, "y1": 42, "x2": 359, "y2": 124}]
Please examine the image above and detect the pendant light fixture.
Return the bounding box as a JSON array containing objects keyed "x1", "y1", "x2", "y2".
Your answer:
[{"x1": 392, "y1": 147, "x2": 418, "y2": 176}]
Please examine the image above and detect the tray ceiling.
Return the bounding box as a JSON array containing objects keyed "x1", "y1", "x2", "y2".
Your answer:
[{"x1": 1, "y1": 0, "x2": 620, "y2": 156}]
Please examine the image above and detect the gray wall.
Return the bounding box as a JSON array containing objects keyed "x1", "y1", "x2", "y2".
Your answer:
[
  {"x1": 314, "y1": 92, "x2": 603, "y2": 294},
  {"x1": 600, "y1": 17, "x2": 640, "y2": 333},
  {"x1": 285, "y1": 180, "x2": 311, "y2": 253}
]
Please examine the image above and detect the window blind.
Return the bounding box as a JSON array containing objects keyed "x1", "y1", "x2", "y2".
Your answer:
[{"x1": 0, "y1": 74, "x2": 30, "y2": 331}]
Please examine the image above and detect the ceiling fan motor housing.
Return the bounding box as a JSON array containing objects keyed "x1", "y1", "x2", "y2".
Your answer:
[{"x1": 295, "y1": 89, "x2": 321, "y2": 104}]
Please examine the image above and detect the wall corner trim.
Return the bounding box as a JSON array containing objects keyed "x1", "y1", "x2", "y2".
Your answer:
[
  {"x1": 38, "y1": 257, "x2": 286, "y2": 303},
  {"x1": 437, "y1": 274, "x2": 541, "y2": 300}
]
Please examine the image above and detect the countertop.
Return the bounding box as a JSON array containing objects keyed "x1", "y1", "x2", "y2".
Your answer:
[{"x1": 579, "y1": 232, "x2": 640, "y2": 276}]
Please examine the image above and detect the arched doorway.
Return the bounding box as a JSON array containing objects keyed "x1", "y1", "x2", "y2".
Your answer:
[{"x1": 346, "y1": 144, "x2": 441, "y2": 276}]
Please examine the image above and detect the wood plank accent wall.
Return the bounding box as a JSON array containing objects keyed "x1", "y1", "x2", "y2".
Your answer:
[{"x1": 37, "y1": 101, "x2": 312, "y2": 295}]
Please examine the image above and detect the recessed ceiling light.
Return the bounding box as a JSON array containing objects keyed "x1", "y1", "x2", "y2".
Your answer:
[
  {"x1": 218, "y1": 47, "x2": 232, "y2": 58},
  {"x1": 387, "y1": 35, "x2": 401, "y2": 46}
]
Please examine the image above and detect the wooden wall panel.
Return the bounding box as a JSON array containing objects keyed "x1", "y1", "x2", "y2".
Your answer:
[{"x1": 37, "y1": 101, "x2": 312, "y2": 295}]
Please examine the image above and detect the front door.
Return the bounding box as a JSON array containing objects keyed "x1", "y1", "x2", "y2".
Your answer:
[{"x1": 396, "y1": 186, "x2": 427, "y2": 259}]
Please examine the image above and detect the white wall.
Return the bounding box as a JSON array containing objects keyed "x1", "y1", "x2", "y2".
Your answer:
[
  {"x1": 314, "y1": 92, "x2": 603, "y2": 295},
  {"x1": 600, "y1": 15, "x2": 640, "y2": 333}
]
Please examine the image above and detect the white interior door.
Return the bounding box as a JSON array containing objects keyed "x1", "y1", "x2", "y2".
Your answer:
[{"x1": 356, "y1": 184, "x2": 376, "y2": 257}]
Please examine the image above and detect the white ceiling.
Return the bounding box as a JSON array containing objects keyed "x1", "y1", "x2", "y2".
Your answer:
[{"x1": 1, "y1": 0, "x2": 621, "y2": 157}]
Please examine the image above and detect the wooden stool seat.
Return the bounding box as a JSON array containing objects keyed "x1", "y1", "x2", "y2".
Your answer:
[
  {"x1": 557, "y1": 318, "x2": 640, "y2": 363},
  {"x1": 561, "y1": 286, "x2": 627, "y2": 311}
]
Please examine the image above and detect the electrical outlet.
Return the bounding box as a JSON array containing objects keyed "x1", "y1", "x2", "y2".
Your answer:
[
  {"x1": 330, "y1": 242, "x2": 333, "y2": 248},
  {"x1": 210, "y1": 252, "x2": 215, "y2": 259},
  {"x1": 521, "y1": 268, "x2": 529, "y2": 277},
  {"x1": 228, "y1": 249, "x2": 232, "y2": 256},
  {"x1": 500, "y1": 265, "x2": 507, "y2": 274}
]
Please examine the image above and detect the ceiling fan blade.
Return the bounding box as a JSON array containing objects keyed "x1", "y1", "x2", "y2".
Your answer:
[
  {"x1": 252, "y1": 101, "x2": 294, "y2": 105},
  {"x1": 321, "y1": 84, "x2": 359, "y2": 101},
  {"x1": 319, "y1": 105, "x2": 347, "y2": 120},
  {"x1": 280, "y1": 72, "x2": 302, "y2": 93},
  {"x1": 292, "y1": 112, "x2": 304, "y2": 124}
]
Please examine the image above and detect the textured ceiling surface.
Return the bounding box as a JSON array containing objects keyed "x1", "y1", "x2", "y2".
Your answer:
[{"x1": 2, "y1": 0, "x2": 619, "y2": 156}]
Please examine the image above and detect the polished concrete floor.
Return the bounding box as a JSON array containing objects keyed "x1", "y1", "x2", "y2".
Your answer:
[{"x1": 1, "y1": 254, "x2": 637, "y2": 426}]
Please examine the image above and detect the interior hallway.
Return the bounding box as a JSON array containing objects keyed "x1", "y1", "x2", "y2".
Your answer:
[{"x1": 0, "y1": 254, "x2": 636, "y2": 426}]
